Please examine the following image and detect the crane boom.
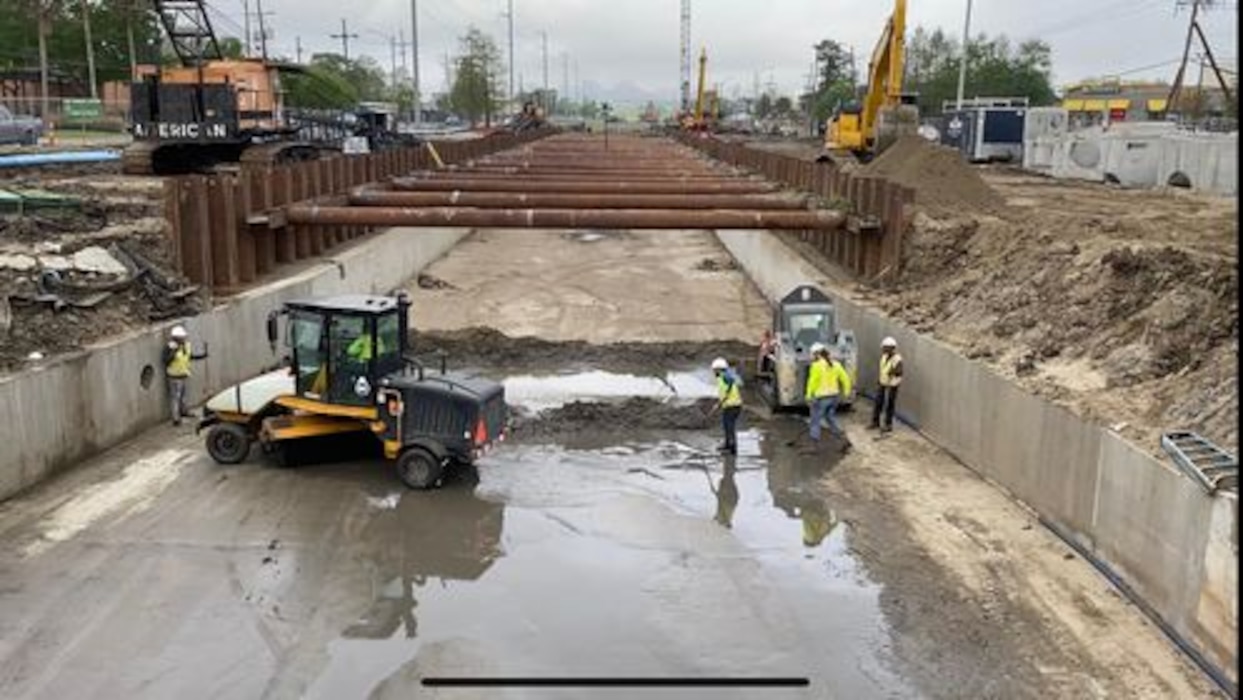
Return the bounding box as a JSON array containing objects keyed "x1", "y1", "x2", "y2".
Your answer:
[
  {"x1": 154, "y1": 0, "x2": 224, "y2": 67},
  {"x1": 693, "y1": 48, "x2": 708, "y2": 124}
]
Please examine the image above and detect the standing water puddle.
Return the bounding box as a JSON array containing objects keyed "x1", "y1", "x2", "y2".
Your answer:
[
  {"x1": 503, "y1": 369, "x2": 717, "y2": 412},
  {"x1": 302, "y1": 371, "x2": 912, "y2": 699}
]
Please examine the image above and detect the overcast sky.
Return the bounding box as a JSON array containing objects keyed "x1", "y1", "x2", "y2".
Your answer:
[{"x1": 226, "y1": 0, "x2": 1238, "y2": 103}]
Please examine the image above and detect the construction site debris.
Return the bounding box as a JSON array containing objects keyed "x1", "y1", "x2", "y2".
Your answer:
[
  {"x1": 0, "y1": 173, "x2": 198, "y2": 373},
  {"x1": 415, "y1": 273, "x2": 456, "y2": 290},
  {"x1": 693, "y1": 257, "x2": 739, "y2": 272}
]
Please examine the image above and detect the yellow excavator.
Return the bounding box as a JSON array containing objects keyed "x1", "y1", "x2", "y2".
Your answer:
[{"x1": 818, "y1": 0, "x2": 919, "y2": 164}]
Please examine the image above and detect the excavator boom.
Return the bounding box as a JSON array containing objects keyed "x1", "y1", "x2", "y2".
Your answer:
[{"x1": 820, "y1": 0, "x2": 915, "y2": 163}]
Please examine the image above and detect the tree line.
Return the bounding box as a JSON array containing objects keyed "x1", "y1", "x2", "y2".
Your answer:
[{"x1": 800, "y1": 28, "x2": 1057, "y2": 125}]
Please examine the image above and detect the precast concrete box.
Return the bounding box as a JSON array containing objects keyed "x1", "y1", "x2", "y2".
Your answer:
[{"x1": 1158, "y1": 132, "x2": 1238, "y2": 195}]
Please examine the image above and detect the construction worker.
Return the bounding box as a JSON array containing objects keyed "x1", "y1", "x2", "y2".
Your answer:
[
  {"x1": 870, "y1": 336, "x2": 904, "y2": 433},
  {"x1": 347, "y1": 332, "x2": 380, "y2": 362},
  {"x1": 757, "y1": 329, "x2": 776, "y2": 376},
  {"x1": 804, "y1": 342, "x2": 853, "y2": 453},
  {"x1": 163, "y1": 325, "x2": 208, "y2": 426},
  {"x1": 711, "y1": 357, "x2": 743, "y2": 455}
]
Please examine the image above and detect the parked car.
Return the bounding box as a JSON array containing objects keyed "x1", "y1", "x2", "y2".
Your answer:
[{"x1": 0, "y1": 106, "x2": 43, "y2": 145}]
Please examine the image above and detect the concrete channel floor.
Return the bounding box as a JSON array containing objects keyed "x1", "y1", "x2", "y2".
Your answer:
[{"x1": 0, "y1": 229, "x2": 1221, "y2": 699}]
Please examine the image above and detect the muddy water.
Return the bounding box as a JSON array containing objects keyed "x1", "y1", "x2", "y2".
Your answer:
[
  {"x1": 503, "y1": 369, "x2": 718, "y2": 411},
  {"x1": 300, "y1": 372, "x2": 913, "y2": 699}
]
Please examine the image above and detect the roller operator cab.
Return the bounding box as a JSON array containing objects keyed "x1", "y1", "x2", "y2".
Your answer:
[
  {"x1": 759, "y1": 285, "x2": 858, "y2": 411},
  {"x1": 196, "y1": 293, "x2": 508, "y2": 490}
]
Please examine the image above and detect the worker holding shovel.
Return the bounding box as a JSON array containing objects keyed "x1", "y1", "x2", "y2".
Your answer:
[{"x1": 710, "y1": 357, "x2": 744, "y2": 455}]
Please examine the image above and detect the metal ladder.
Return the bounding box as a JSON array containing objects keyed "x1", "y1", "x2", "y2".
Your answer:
[{"x1": 1160, "y1": 431, "x2": 1238, "y2": 495}]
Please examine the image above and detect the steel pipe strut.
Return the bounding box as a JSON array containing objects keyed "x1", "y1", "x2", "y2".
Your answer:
[
  {"x1": 350, "y1": 190, "x2": 811, "y2": 210},
  {"x1": 286, "y1": 205, "x2": 845, "y2": 231},
  {"x1": 390, "y1": 178, "x2": 778, "y2": 195},
  {"x1": 404, "y1": 171, "x2": 754, "y2": 184}
]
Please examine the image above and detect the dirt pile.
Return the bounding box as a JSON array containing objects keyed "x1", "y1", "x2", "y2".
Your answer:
[
  {"x1": 510, "y1": 397, "x2": 720, "y2": 441},
  {"x1": 413, "y1": 327, "x2": 756, "y2": 374},
  {"x1": 870, "y1": 168, "x2": 1238, "y2": 452},
  {"x1": 863, "y1": 136, "x2": 1008, "y2": 217}
]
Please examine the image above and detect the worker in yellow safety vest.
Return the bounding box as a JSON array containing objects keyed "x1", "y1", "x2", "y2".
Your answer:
[
  {"x1": 347, "y1": 332, "x2": 386, "y2": 363},
  {"x1": 163, "y1": 325, "x2": 208, "y2": 426},
  {"x1": 869, "y1": 336, "x2": 904, "y2": 433},
  {"x1": 711, "y1": 357, "x2": 743, "y2": 455},
  {"x1": 804, "y1": 342, "x2": 853, "y2": 453}
]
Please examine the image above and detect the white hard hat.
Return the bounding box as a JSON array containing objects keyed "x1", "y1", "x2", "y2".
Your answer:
[
  {"x1": 881, "y1": 336, "x2": 897, "y2": 348},
  {"x1": 170, "y1": 325, "x2": 188, "y2": 339},
  {"x1": 711, "y1": 357, "x2": 729, "y2": 371},
  {"x1": 809, "y1": 342, "x2": 826, "y2": 355}
]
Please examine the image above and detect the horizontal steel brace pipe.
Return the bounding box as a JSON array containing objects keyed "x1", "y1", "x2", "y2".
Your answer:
[
  {"x1": 286, "y1": 205, "x2": 845, "y2": 231},
  {"x1": 450, "y1": 166, "x2": 731, "y2": 178},
  {"x1": 404, "y1": 171, "x2": 754, "y2": 184},
  {"x1": 390, "y1": 178, "x2": 778, "y2": 194},
  {"x1": 349, "y1": 190, "x2": 811, "y2": 210}
]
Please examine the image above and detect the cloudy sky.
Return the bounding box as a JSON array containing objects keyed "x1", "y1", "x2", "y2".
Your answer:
[{"x1": 222, "y1": 0, "x2": 1238, "y2": 103}]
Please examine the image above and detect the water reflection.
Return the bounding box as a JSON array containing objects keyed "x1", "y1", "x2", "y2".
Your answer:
[
  {"x1": 699, "y1": 428, "x2": 842, "y2": 549},
  {"x1": 343, "y1": 470, "x2": 504, "y2": 640}
]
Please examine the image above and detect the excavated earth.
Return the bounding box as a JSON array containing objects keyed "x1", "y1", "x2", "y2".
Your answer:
[
  {"x1": 413, "y1": 326, "x2": 756, "y2": 376},
  {"x1": 775, "y1": 137, "x2": 1237, "y2": 454}
]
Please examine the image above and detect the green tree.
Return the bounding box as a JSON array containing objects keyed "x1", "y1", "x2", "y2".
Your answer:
[
  {"x1": 449, "y1": 27, "x2": 503, "y2": 126},
  {"x1": 800, "y1": 38, "x2": 858, "y2": 125},
  {"x1": 905, "y1": 28, "x2": 1056, "y2": 113},
  {"x1": 0, "y1": 0, "x2": 161, "y2": 93}
]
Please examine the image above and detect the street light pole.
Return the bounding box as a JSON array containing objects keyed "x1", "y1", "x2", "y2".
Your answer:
[{"x1": 955, "y1": 0, "x2": 973, "y2": 110}]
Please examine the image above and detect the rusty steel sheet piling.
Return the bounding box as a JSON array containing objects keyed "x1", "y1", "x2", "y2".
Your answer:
[
  {"x1": 286, "y1": 204, "x2": 846, "y2": 231},
  {"x1": 349, "y1": 189, "x2": 812, "y2": 210}
]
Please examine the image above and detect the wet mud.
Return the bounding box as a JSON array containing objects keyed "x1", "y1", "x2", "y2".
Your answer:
[{"x1": 413, "y1": 326, "x2": 756, "y2": 376}]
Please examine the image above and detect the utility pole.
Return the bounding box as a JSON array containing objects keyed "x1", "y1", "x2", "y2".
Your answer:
[
  {"x1": 81, "y1": 0, "x2": 97, "y2": 98},
  {"x1": 389, "y1": 35, "x2": 398, "y2": 90},
  {"x1": 410, "y1": 0, "x2": 421, "y2": 123},
  {"x1": 504, "y1": 0, "x2": 515, "y2": 106},
  {"x1": 679, "y1": 0, "x2": 691, "y2": 115},
  {"x1": 295, "y1": 36, "x2": 303, "y2": 64},
  {"x1": 561, "y1": 51, "x2": 569, "y2": 116},
  {"x1": 541, "y1": 31, "x2": 549, "y2": 113},
  {"x1": 331, "y1": 19, "x2": 358, "y2": 61},
  {"x1": 255, "y1": 0, "x2": 271, "y2": 61},
  {"x1": 574, "y1": 58, "x2": 580, "y2": 104},
  {"x1": 1167, "y1": 0, "x2": 1232, "y2": 117},
  {"x1": 242, "y1": 0, "x2": 251, "y2": 56},
  {"x1": 398, "y1": 30, "x2": 408, "y2": 73},
  {"x1": 955, "y1": 0, "x2": 973, "y2": 109}
]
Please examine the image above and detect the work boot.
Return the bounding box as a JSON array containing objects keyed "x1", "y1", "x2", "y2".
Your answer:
[
  {"x1": 839, "y1": 438, "x2": 853, "y2": 454},
  {"x1": 867, "y1": 422, "x2": 880, "y2": 431},
  {"x1": 880, "y1": 424, "x2": 894, "y2": 434}
]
